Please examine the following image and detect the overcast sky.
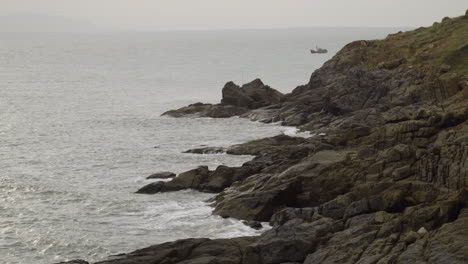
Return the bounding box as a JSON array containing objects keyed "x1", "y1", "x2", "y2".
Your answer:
[{"x1": 1, "y1": 0, "x2": 467, "y2": 31}]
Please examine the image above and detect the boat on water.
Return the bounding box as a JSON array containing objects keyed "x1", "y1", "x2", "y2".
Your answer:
[{"x1": 310, "y1": 46, "x2": 328, "y2": 54}]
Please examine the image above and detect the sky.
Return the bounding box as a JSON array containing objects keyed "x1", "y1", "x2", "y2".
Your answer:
[{"x1": 0, "y1": 0, "x2": 467, "y2": 31}]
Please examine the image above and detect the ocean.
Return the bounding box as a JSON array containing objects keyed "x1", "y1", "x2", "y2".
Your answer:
[{"x1": 0, "y1": 28, "x2": 403, "y2": 263}]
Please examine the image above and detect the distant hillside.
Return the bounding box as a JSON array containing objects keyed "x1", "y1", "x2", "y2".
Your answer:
[{"x1": 0, "y1": 14, "x2": 98, "y2": 32}]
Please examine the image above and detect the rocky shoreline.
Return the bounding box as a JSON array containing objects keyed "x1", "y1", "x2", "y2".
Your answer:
[{"x1": 61, "y1": 12, "x2": 468, "y2": 264}]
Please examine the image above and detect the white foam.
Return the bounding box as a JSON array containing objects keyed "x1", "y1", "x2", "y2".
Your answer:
[{"x1": 281, "y1": 126, "x2": 312, "y2": 138}]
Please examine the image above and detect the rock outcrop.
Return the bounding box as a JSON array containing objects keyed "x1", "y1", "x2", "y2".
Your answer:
[
  {"x1": 66, "y1": 12, "x2": 468, "y2": 264},
  {"x1": 221, "y1": 79, "x2": 283, "y2": 109},
  {"x1": 136, "y1": 164, "x2": 263, "y2": 194},
  {"x1": 162, "y1": 79, "x2": 284, "y2": 118},
  {"x1": 94, "y1": 237, "x2": 257, "y2": 264}
]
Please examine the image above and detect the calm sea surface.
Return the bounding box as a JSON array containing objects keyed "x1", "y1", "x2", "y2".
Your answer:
[{"x1": 0, "y1": 28, "x2": 402, "y2": 263}]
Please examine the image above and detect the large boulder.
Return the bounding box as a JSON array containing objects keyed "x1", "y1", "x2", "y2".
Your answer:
[{"x1": 221, "y1": 79, "x2": 283, "y2": 109}]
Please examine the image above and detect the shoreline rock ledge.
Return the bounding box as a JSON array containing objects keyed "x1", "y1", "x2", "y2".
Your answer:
[
  {"x1": 161, "y1": 78, "x2": 284, "y2": 121},
  {"x1": 62, "y1": 11, "x2": 468, "y2": 264}
]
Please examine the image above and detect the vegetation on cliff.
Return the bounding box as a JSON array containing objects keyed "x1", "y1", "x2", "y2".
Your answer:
[{"x1": 340, "y1": 14, "x2": 468, "y2": 75}]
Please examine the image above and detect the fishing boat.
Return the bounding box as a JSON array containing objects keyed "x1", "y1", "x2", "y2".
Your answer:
[{"x1": 310, "y1": 46, "x2": 328, "y2": 54}]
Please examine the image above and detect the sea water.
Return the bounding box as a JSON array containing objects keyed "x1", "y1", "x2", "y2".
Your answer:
[{"x1": 0, "y1": 28, "x2": 403, "y2": 263}]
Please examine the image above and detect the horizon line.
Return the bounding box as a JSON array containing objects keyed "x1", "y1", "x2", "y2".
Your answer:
[{"x1": 0, "y1": 25, "x2": 415, "y2": 34}]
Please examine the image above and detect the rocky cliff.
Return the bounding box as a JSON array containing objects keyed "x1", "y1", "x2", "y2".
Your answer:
[{"x1": 62, "y1": 11, "x2": 468, "y2": 264}]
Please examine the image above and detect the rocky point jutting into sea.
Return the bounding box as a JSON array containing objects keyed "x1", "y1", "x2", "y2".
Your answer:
[{"x1": 62, "y1": 11, "x2": 468, "y2": 264}]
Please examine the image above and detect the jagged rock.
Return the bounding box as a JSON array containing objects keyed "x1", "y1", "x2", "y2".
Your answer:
[
  {"x1": 222, "y1": 79, "x2": 283, "y2": 109},
  {"x1": 222, "y1": 81, "x2": 256, "y2": 108},
  {"x1": 146, "y1": 172, "x2": 176, "y2": 179}
]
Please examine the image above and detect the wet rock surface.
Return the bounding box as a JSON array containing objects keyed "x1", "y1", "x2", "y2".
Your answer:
[{"x1": 68, "y1": 13, "x2": 468, "y2": 264}]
